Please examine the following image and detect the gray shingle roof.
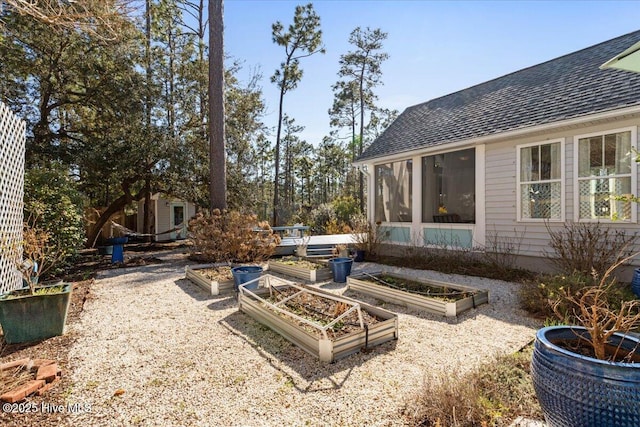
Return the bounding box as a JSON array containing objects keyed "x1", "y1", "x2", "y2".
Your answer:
[{"x1": 359, "y1": 30, "x2": 640, "y2": 162}]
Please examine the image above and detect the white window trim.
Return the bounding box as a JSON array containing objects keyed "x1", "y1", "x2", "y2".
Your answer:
[
  {"x1": 572, "y1": 126, "x2": 637, "y2": 223},
  {"x1": 373, "y1": 159, "x2": 413, "y2": 224},
  {"x1": 516, "y1": 138, "x2": 565, "y2": 222}
]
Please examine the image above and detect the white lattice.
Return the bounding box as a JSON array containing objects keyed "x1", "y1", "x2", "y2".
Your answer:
[
  {"x1": 578, "y1": 178, "x2": 631, "y2": 220},
  {"x1": 0, "y1": 102, "x2": 25, "y2": 294},
  {"x1": 520, "y1": 182, "x2": 561, "y2": 219}
]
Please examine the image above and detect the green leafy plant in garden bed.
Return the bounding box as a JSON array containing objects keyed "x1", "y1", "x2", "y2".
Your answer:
[{"x1": 368, "y1": 274, "x2": 473, "y2": 302}]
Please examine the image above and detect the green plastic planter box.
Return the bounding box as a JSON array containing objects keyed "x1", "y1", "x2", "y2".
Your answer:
[{"x1": 0, "y1": 282, "x2": 73, "y2": 344}]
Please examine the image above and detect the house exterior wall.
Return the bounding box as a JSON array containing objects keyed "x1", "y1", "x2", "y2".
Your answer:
[
  {"x1": 484, "y1": 117, "x2": 640, "y2": 263},
  {"x1": 155, "y1": 199, "x2": 171, "y2": 242},
  {"x1": 362, "y1": 114, "x2": 640, "y2": 274}
]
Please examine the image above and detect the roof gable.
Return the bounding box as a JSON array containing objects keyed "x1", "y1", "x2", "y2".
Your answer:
[{"x1": 359, "y1": 30, "x2": 640, "y2": 161}]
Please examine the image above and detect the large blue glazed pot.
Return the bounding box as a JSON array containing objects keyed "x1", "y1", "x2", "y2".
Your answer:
[
  {"x1": 531, "y1": 326, "x2": 640, "y2": 427},
  {"x1": 631, "y1": 268, "x2": 640, "y2": 298}
]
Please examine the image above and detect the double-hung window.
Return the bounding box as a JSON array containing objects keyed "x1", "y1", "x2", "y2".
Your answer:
[
  {"x1": 576, "y1": 128, "x2": 634, "y2": 221},
  {"x1": 518, "y1": 140, "x2": 563, "y2": 220}
]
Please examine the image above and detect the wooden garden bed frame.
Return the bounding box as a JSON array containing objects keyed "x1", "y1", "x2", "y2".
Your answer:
[
  {"x1": 238, "y1": 275, "x2": 398, "y2": 362},
  {"x1": 185, "y1": 264, "x2": 234, "y2": 295},
  {"x1": 347, "y1": 271, "x2": 489, "y2": 317},
  {"x1": 267, "y1": 258, "x2": 332, "y2": 282}
]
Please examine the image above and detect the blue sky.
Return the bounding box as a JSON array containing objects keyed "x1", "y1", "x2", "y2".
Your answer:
[{"x1": 223, "y1": 1, "x2": 640, "y2": 146}]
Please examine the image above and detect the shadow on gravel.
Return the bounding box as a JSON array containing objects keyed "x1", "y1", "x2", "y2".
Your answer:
[
  {"x1": 172, "y1": 278, "x2": 240, "y2": 310},
  {"x1": 217, "y1": 309, "x2": 397, "y2": 393}
]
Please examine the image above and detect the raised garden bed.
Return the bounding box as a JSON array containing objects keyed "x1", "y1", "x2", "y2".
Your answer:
[
  {"x1": 347, "y1": 271, "x2": 489, "y2": 317},
  {"x1": 238, "y1": 275, "x2": 398, "y2": 362},
  {"x1": 268, "y1": 257, "x2": 332, "y2": 282},
  {"x1": 185, "y1": 264, "x2": 234, "y2": 295}
]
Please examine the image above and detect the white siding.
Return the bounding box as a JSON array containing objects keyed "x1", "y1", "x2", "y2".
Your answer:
[
  {"x1": 155, "y1": 198, "x2": 172, "y2": 242},
  {"x1": 484, "y1": 117, "x2": 640, "y2": 260}
]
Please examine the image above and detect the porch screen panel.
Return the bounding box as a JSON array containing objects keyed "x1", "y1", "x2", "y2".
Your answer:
[
  {"x1": 374, "y1": 160, "x2": 412, "y2": 222},
  {"x1": 422, "y1": 148, "x2": 475, "y2": 223}
]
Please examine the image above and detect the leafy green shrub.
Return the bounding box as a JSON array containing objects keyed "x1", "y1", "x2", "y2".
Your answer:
[
  {"x1": 24, "y1": 166, "x2": 85, "y2": 273},
  {"x1": 308, "y1": 203, "x2": 336, "y2": 235},
  {"x1": 331, "y1": 195, "x2": 359, "y2": 225},
  {"x1": 188, "y1": 209, "x2": 280, "y2": 263}
]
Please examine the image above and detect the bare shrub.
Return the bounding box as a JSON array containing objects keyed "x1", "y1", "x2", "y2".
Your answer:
[
  {"x1": 404, "y1": 348, "x2": 541, "y2": 426},
  {"x1": 188, "y1": 209, "x2": 281, "y2": 263},
  {"x1": 544, "y1": 221, "x2": 637, "y2": 277},
  {"x1": 484, "y1": 228, "x2": 525, "y2": 271},
  {"x1": 20, "y1": 216, "x2": 67, "y2": 293},
  {"x1": 350, "y1": 215, "x2": 385, "y2": 258}
]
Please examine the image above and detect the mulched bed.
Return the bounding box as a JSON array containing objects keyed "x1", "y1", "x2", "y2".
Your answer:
[
  {"x1": 272, "y1": 257, "x2": 324, "y2": 270},
  {"x1": 0, "y1": 279, "x2": 93, "y2": 426}
]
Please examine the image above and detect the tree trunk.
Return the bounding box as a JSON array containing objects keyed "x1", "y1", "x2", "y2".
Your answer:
[
  {"x1": 143, "y1": 177, "x2": 152, "y2": 243},
  {"x1": 208, "y1": 0, "x2": 226, "y2": 210},
  {"x1": 358, "y1": 78, "x2": 365, "y2": 214},
  {"x1": 272, "y1": 84, "x2": 285, "y2": 226}
]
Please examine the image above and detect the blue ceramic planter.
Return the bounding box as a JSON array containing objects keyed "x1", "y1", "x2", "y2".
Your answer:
[
  {"x1": 632, "y1": 268, "x2": 640, "y2": 298},
  {"x1": 531, "y1": 326, "x2": 640, "y2": 427}
]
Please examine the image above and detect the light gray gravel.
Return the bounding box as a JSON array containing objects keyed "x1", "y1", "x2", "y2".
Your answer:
[{"x1": 65, "y1": 251, "x2": 540, "y2": 426}]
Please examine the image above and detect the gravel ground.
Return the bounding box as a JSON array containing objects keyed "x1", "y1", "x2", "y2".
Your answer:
[{"x1": 62, "y1": 251, "x2": 540, "y2": 427}]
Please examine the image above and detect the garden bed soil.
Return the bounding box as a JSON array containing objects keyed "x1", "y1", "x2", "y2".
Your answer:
[
  {"x1": 551, "y1": 338, "x2": 640, "y2": 363},
  {"x1": 238, "y1": 275, "x2": 398, "y2": 362},
  {"x1": 347, "y1": 271, "x2": 489, "y2": 317},
  {"x1": 266, "y1": 287, "x2": 382, "y2": 338},
  {"x1": 185, "y1": 264, "x2": 234, "y2": 295},
  {"x1": 268, "y1": 257, "x2": 332, "y2": 282}
]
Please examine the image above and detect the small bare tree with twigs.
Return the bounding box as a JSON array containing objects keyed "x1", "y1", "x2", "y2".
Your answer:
[
  {"x1": 20, "y1": 218, "x2": 67, "y2": 294},
  {"x1": 552, "y1": 251, "x2": 640, "y2": 361}
]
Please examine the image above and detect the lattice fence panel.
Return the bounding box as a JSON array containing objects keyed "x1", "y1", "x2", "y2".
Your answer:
[{"x1": 0, "y1": 102, "x2": 25, "y2": 294}]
